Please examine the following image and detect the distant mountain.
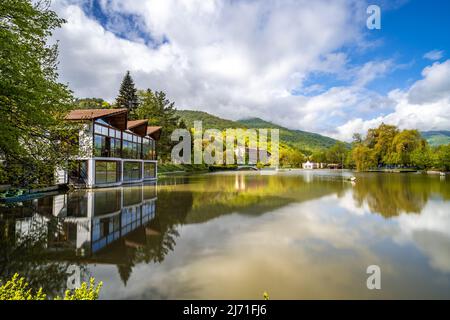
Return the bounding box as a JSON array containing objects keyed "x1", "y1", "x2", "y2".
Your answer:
[
  {"x1": 175, "y1": 110, "x2": 342, "y2": 153},
  {"x1": 421, "y1": 131, "x2": 450, "y2": 146}
]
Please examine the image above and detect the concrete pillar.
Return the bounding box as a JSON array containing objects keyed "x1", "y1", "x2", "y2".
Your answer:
[{"x1": 87, "y1": 159, "x2": 95, "y2": 187}]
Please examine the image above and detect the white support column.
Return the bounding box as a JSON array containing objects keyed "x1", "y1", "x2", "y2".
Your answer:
[{"x1": 87, "y1": 159, "x2": 95, "y2": 187}]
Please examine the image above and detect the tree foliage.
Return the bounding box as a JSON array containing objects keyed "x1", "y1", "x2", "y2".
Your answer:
[
  {"x1": 0, "y1": 0, "x2": 78, "y2": 186},
  {"x1": 115, "y1": 71, "x2": 138, "y2": 112},
  {"x1": 131, "y1": 89, "x2": 185, "y2": 161},
  {"x1": 348, "y1": 123, "x2": 449, "y2": 171},
  {"x1": 74, "y1": 97, "x2": 111, "y2": 109}
]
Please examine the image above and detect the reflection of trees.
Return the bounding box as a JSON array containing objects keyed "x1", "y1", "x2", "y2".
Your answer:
[
  {"x1": 137, "y1": 189, "x2": 192, "y2": 262},
  {"x1": 175, "y1": 174, "x2": 346, "y2": 223},
  {"x1": 103, "y1": 188, "x2": 193, "y2": 284},
  {"x1": 0, "y1": 215, "x2": 86, "y2": 297},
  {"x1": 352, "y1": 174, "x2": 450, "y2": 217}
]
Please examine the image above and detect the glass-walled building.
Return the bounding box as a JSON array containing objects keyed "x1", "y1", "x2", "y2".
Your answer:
[{"x1": 58, "y1": 109, "x2": 161, "y2": 188}]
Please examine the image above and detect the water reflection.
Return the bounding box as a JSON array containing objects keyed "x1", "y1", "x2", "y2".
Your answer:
[{"x1": 1, "y1": 172, "x2": 449, "y2": 298}]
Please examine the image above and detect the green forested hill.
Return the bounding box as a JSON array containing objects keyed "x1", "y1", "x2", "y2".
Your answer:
[
  {"x1": 237, "y1": 118, "x2": 340, "y2": 152},
  {"x1": 175, "y1": 110, "x2": 341, "y2": 153},
  {"x1": 176, "y1": 110, "x2": 239, "y2": 130},
  {"x1": 421, "y1": 131, "x2": 450, "y2": 146}
]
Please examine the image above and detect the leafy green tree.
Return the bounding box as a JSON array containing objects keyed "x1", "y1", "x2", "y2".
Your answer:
[
  {"x1": 131, "y1": 89, "x2": 184, "y2": 161},
  {"x1": 279, "y1": 148, "x2": 305, "y2": 167},
  {"x1": 410, "y1": 146, "x2": 432, "y2": 169},
  {"x1": 0, "y1": 0, "x2": 78, "y2": 186},
  {"x1": 432, "y1": 144, "x2": 450, "y2": 171},
  {"x1": 352, "y1": 133, "x2": 363, "y2": 144},
  {"x1": 351, "y1": 144, "x2": 376, "y2": 171},
  {"x1": 75, "y1": 98, "x2": 111, "y2": 109},
  {"x1": 115, "y1": 71, "x2": 138, "y2": 112},
  {"x1": 311, "y1": 150, "x2": 327, "y2": 163},
  {"x1": 365, "y1": 123, "x2": 399, "y2": 165},
  {"x1": 326, "y1": 141, "x2": 348, "y2": 165},
  {"x1": 389, "y1": 129, "x2": 426, "y2": 166}
]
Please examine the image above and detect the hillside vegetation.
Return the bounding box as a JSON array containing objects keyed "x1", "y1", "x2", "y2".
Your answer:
[
  {"x1": 421, "y1": 131, "x2": 450, "y2": 146},
  {"x1": 175, "y1": 110, "x2": 341, "y2": 154}
]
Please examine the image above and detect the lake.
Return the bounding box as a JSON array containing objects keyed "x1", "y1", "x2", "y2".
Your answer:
[{"x1": 1, "y1": 170, "x2": 449, "y2": 299}]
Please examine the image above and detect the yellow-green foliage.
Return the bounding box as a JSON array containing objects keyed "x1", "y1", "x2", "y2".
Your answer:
[
  {"x1": 0, "y1": 274, "x2": 46, "y2": 300},
  {"x1": 0, "y1": 273, "x2": 102, "y2": 300},
  {"x1": 56, "y1": 278, "x2": 103, "y2": 300}
]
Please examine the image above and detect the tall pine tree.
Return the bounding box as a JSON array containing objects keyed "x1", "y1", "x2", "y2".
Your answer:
[{"x1": 115, "y1": 71, "x2": 138, "y2": 112}]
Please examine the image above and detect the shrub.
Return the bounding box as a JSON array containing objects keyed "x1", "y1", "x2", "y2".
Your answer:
[
  {"x1": 0, "y1": 274, "x2": 46, "y2": 300},
  {"x1": 0, "y1": 273, "x2": 102, "y2": 300}
]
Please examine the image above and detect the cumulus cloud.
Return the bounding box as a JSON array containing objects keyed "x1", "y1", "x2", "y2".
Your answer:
[
  {"x1": 50, "y1": 0, "x2": 449, "y2": 141},
  {"x1": 334, "y1": 60, "x2": 450, "y2": 140}
]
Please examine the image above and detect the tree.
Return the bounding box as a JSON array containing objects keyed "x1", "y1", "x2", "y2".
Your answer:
[
  {"x1": 311, "y1": 150, "x2": 327, "y2": 163},
  {"x1": 115, "y1": 71, "x2": 138, "y2": 112},
  {"x1": 0, "y1": 0, "x2": 78, "y2": 186},
  {"x1": 352, "y1": 144, "x2": 376, "y2": 171},
  {"x1": 131, "y1": 89, "x2": 184, "y2": 161},
  {"x1": 365, "y1": 123, "x2": 399, "y2": 165},
  {"x1": 326, "y1": 141, "x2": 348, "y2": 165},
  {"x1": 410, "y1": 146, "x2": 432, "y2": 169},
  {"x1": 389, "y1": 129, "x2": 425, "y2": 166},
  {"x1": 432, "y1": 144, "x2": 450, "y2": 171},
  {"x1": 279, "y1": 147, "x2": 305, "y2": 167},
  {"x1": 74, "y1": 98, "x2": 111, "y2": 109},
  {"x1": 352, "y1": 133, "x2": 362, "y2": 144}
]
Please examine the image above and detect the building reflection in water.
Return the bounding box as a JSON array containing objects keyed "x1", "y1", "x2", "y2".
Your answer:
[{"x1": 14, "y1": 183, "x2": 157, "y2": 257}]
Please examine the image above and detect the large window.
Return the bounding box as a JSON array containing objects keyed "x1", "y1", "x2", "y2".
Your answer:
[
  {"x1": 123, "y1": 161, "x2": 142, "y2": 182},
  {"x1": 93, "y1": 123, "x2": 122, "y2": 158},
  {"x1": 144, "y1": 162, "x2": 156, "y2": 179},
  {"x1": 68, "y1": 160, "x2": 88, "y2": 184},
  {"x1": 143, "y1": 138, "x2": 156, "y2": 160},
  {"x1": 122, "y1": 132, "x2": 142, "y2": 159},
  {"x1": 95, "y1": 160, "x2": 120, "y2": 184}
]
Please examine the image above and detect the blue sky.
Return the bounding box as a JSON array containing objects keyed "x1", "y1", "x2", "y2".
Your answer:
[{"x1": 51, "y1": 0, "x2": 450, "y2": 140}]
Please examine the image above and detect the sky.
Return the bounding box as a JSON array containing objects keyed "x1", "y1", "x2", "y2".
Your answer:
[{"x1": 50, "y1": 0, "x2": 450, "y2": 141}]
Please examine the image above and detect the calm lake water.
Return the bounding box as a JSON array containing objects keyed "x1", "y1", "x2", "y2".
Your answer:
[{"x1": 1, "y1": 170, "x2": 449, "y2": 299}]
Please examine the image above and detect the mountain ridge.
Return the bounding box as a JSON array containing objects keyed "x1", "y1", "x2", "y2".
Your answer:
[{"x1": 175, "y1": 110, "x2": 341, "y2": 153}]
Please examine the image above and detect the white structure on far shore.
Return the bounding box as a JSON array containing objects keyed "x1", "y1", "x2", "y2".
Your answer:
[{"x1": 302, "y1": 161, "x2": 321, "y2": 169}]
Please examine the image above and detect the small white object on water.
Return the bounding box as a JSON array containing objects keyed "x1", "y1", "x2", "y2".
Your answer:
[{"x1": 350, "y1": 176, "x2": 356, "y2": 181}]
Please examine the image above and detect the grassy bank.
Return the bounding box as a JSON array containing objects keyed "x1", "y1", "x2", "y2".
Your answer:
[{"x1": 158, "y1": 163, "x2": 210, "y2": 176}]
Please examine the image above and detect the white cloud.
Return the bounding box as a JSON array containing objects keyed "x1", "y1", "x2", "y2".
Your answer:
[
  {"x1": 423, "y1": 50, "x2": 444, "y2": 61},
  {"x1": 334, "y1": 60, "x2": 450, "y2": 140},
  {"x1": 50, "y1": 1, "x2": 449, "y2": 141}
]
